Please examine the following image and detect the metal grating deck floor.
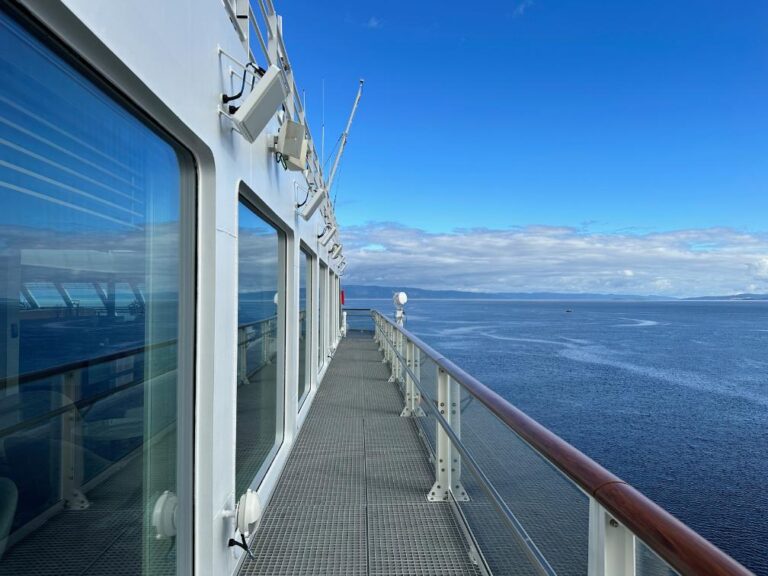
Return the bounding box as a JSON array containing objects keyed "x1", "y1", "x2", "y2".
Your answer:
[{"x1": 238, "y1": 334, "x2": 483, "y2": 576}]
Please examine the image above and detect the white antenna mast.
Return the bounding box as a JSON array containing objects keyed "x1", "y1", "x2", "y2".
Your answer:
[
  {"x1": 326, "y1": 79, "x2": 364, "y2": 196},
  {"x1": 321, "y1": 78, "x2": 325, "y2": 165}
]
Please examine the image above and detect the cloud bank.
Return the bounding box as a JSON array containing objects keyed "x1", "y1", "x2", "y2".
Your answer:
[{"x1": 339, "y1": 223, "x2": 768, "y2": 297}]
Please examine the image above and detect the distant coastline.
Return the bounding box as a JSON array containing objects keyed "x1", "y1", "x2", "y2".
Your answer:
[{"x1": 342, "y1": 284, "x2": 768, "y2": 302}]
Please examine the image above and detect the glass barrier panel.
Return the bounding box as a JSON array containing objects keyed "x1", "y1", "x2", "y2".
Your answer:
[
  {"x1": 636, "y1": 539, "x2": 678, "y2": 576},
  {"x1": 455, "y1": 393, "x2": 590, "y2": 575}
]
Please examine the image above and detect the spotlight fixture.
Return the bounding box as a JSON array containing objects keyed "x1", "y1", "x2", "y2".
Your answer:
[
  {"x1": 271, "y1": 119, "x2": 307, "y2": 171},
  {"x1": 299, "y1": 188, "x2": 326, "y2": 221},
  {"x1": 225, "y1": 65, "x2": 286, "y2": 143},
  {"x1": 331, "y1": 244, "x2": 342, "y2": 259},
  {"x1": 320, "y1": 227, "x2": 336, "y2": 246}
]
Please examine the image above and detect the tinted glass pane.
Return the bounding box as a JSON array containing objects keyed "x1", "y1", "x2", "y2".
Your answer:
[
  {"x1": 0, "y1": 9, "x2": 189, "y2": 575},
  {"x1": 318, "y1": 264, "x2": 327, "y2": 370},
  {"x1": 236, "y1": 202, "x2": 283, "y2": 493},
  {"x1": 298, "y1": 250, "x2": 309, "y2": 404}
]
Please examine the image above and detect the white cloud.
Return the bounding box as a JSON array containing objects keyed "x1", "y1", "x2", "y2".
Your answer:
[
  {"x1": 511, "y1": 0, "x2": 534, "y2": 18},
  {"x1": 748, "y1": 256, "x2": 768, "y2": 279},
  {"x1": 338, "y1": 223, "x2": 768, "y2": 297},
  {"x1": 366, "y1": 16, "x2": 382, "y2": 29}
]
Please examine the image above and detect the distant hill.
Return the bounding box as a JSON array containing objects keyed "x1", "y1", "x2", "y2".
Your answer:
[
  {"x1": 684, "y1": 293, "x2": 768, "y2": 301},
  {"x1": 342, "y1": 284, "x2": 672, "y2": 301}
]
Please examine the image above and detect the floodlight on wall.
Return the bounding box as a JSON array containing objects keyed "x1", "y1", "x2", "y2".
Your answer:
[
  {"x1": 317, "y1": 224, "x2": 330, "y2": 239},
  {"x1": 331, "y1": 244, "x2": 342, "y2": 259},
  {"x1": 225, "y1": 65, "x2": 287, "y2": 143},
  {"x1": 299, "y1": 187, "x2": 326, "y2": 221},
  {"x1": 272, "y1": 119, "x2": 308, "y2": 171},
  {"x1": 320, "y1": 227, "x2": 336, "y2": 246}
]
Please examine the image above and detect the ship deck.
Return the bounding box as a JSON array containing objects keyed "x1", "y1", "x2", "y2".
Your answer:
[{"x1": 238, "y1": 333, "x2": 482, "y2": 576}]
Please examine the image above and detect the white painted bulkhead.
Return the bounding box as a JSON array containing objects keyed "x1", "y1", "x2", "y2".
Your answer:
[{"x1": 13, "y1": 1, "x2": 343, "y2": 574}]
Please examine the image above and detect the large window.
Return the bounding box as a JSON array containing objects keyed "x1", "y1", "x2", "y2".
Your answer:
[
  {"x1": 318, "y1": 263, "x2": 327, "y2": 371},
  {"x1": 298, "y1": 248, "x2": 311, "y2": 406},
  {"x1": 0, "y1": 7, "x2": 193, "y2": 575},
  {"x1": 236, "y1": 200, "x2": 284, "y2": 494}
]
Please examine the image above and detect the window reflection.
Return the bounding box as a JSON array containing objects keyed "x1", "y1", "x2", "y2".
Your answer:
[
  {"x1": 318, "y1": 264, "x2": 327, "y2": 371},
  {"x1": 0, "y1": 8, "x2": 190, "y2": 575},
  {"x1": 236, "y1": 201, "x2": 283, "y2": 494},
  {"x1": 298, "y1": 249, "x2": 310, "y2": 405}
]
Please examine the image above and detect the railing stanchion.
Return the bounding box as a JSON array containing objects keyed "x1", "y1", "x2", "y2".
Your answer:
[
  {"x1": 60, "y1": 368, "x2": 89, "y2": 510},
  {"x1": 429, "y1": 367, "x2": 467, "y2": 501},
  {"x1": 238, "y1": 327, "x2": 249, "y2": 386},
  {"x1": 588, "y1": 498, "x2": 636, "y2": 576},
  {"x1": 449, "y1": 371, "x2": 468, "y2": 500},
  {"x1": 380, "y1": 320, "x2": 388, "y2": 361},
  {"x1": 400, "y1": 339, "x2": 424, "y2": 417}
]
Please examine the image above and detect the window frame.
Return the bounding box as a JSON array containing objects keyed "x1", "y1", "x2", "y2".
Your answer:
[
  {"x1": 318, "y1": 261, "x2": 328, "y2": 372},
  {"x1": 298, "y1": 243, "x2": 314, "y2": 409},
  {"x1": 0, "y1": 4, "x2": 199, "y2": 574},
  {"x1": 236, "y1": 186, "x2": 290, "y2": 491}
]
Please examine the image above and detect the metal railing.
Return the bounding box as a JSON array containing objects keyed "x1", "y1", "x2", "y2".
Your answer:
[
  {"x1": 369, "y1": 309, "x2": 753, "y2": 576},
  {"x1": 237, "y1": 315, "x2": 279, "y2": 385}
]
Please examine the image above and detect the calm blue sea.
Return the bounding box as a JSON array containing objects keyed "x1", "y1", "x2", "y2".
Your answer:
[{"x1": 350, "y1": 299, "x2": 768, "y2": 574}]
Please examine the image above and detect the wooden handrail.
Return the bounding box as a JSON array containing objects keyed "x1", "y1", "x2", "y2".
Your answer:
[{"x1": 372, "y1": 310, "x2": 753, "y2": 576}]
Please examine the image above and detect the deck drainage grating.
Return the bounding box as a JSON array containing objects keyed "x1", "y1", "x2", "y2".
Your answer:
[{"x1": 238, "y1": 335, "x2": 480, "y2": 576}]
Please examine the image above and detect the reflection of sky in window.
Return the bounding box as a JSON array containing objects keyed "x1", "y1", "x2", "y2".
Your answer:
[
  {"x1": 238, "y1": 204, "x2": 280, "y2": 324},
  {"x1": 0, "y1": 12, "x2": 179, "y2": 234},
  {"x1": 0, "y1": 11, "x2": 183, "y2": 296}
]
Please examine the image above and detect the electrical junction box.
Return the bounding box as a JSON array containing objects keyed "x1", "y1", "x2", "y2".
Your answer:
[{"x1": 276, "y1": 119, "x2": 308, "y2": 171}]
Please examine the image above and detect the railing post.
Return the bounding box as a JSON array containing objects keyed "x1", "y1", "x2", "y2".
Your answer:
[
  {"x1": 428, "y1": 367, "x2": 467, "y2": 501},
  {"x1": 588, "y1": 498, "x2": 636, "y2": 576},
  {"x1": 375, "y1": 316, "x2": 383, "y2": 349},
  {"x1": 399, "y1": 340, "x2": 424, "y2": 417},
  {"x1": 379, "y1": 319, "x2": 388, "y2": 361},
  {"x1": 60, "y1": 369, "x2": 89, "y2": 510},
  {"x1": 448, "y1": 373, "x2": 468, "y2": 501},
  {"x1": 397, "y1": 330, "x2": 404, "y2": 383},
  {"x1": 238, "y1": 327, "x2": 249, "y2": 386}
]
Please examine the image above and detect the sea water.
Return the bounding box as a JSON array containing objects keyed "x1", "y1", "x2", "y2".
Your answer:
[{"x1": 349, "y1": 299, "x2": 768, "y2": 574}]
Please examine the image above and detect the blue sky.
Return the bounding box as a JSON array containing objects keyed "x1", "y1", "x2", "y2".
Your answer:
[{"x1": 278, "y1": 1, "x2": 768, "y2": 295}]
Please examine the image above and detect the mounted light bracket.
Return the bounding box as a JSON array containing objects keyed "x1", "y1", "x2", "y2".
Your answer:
[
  {"x1": 272, "y1": 119, "x2": 308, "y2": 170},
  {"x1": 300, "y1": 188, "x2": 326, "y2": 221},
  {"x1": 227, "y1": 65, "x2": 286, "y2": 143},
  {"x1": 320, "y1": 226, "x2": 337, "y2": 246}
]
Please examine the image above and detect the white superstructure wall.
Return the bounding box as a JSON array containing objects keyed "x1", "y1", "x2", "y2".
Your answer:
[{"x1": 4, "y1": 1, "x2": 344, "y2": 575}]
